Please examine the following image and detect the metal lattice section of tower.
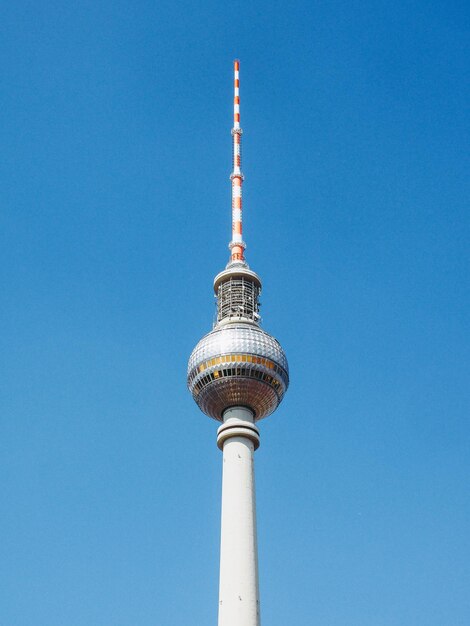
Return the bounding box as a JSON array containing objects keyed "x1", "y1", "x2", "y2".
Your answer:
[{"x1": 216, "y1": 277, "x2": 261, "y2": 323}]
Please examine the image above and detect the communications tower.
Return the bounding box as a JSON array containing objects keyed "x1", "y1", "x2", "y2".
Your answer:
[{"x1": 187, "y1": 60, "x2": 289, "y2": 626}]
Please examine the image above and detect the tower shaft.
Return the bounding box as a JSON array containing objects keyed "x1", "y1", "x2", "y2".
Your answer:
[{"x1": 217, "y1": 407, "x2": 260, "y2": 626}]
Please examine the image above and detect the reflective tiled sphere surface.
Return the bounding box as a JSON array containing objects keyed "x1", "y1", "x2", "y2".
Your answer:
[{"x1": 188, "y1": 323, "x2": 289, "y2": 421}]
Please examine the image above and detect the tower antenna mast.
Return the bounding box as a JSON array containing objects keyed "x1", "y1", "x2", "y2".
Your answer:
[{"x1": 229, "y1": 59, "x2": 245, "y2": 264}]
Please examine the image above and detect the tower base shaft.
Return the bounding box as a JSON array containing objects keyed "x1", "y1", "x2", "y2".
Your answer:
[{"x1": 218, "y1": 407, "x2": 260, "y2": 626}]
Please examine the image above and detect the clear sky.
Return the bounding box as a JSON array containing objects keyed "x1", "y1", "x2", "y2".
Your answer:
[{"x1": 1, "y1": 1, "x2": 469, "y2": 625}]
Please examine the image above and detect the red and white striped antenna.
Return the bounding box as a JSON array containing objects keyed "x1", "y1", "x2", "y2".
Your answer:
[{"x1": 229, "y1": 59, "x2": 246, "y2": 264}]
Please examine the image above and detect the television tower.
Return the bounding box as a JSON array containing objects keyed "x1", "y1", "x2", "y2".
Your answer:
[{"x1": 187, "y1": 60, "x2": 289, "y2": 626}]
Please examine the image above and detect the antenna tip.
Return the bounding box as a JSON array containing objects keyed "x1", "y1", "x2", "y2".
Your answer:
[{"x1": 234, "y1": 59, "x2": 240, "y2": 70}]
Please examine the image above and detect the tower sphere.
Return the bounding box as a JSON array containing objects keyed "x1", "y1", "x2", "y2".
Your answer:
[{"x1": 187, "y1": 320, "x2": 289, "y2": 421}]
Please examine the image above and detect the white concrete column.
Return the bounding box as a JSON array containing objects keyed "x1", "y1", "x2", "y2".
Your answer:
[{"x1": 217, "y1": 406, "x2": 261, "y2": 626}]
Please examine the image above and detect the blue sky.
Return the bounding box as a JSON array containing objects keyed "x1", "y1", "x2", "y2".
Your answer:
[{"x1": 1, "y1": 1, "x2": 469, "y2": 624}]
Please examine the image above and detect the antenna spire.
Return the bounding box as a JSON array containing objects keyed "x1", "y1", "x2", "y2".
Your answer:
[{"x1": 229, "y1": 59, "x2": 246, "y2": 264}]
